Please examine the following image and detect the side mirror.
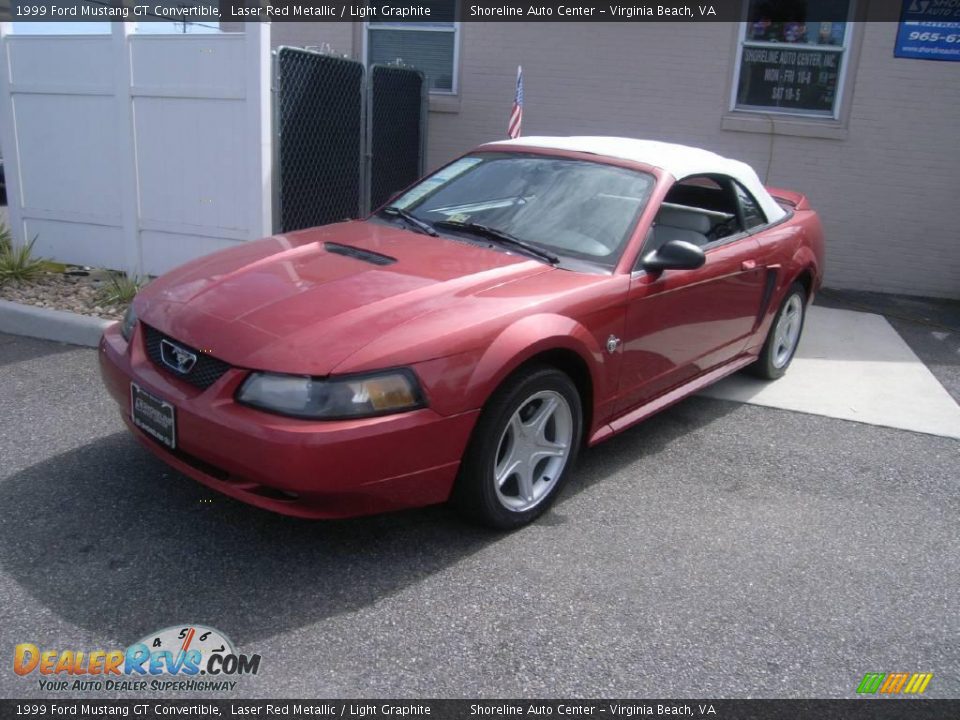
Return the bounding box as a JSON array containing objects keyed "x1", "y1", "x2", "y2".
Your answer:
[{"x1": 641, "y1": 240, "x2": 706, "y2": 272}]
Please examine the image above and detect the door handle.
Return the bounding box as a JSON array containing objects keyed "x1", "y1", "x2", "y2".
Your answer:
[{"x1": 741, "y1": 259, "x2": 757, "y2": 271}]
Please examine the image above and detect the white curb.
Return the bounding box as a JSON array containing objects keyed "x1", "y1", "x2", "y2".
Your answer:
[{"x1": 0, "y1": 298, "x2": 114, "y2": 348}]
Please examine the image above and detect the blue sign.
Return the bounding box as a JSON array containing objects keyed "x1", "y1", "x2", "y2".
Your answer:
[{"x1": 895, "y1": 1, "x2": 960, "y2": 61}]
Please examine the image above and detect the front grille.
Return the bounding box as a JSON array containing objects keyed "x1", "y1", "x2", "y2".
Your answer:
[{"x1": 142, "y1": 325, "x2": 232, "y2": 390}]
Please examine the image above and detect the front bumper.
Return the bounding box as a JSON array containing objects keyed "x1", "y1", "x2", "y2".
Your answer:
[{"x1": 98, "y1": 323, "x2": 479, "y2": 519}]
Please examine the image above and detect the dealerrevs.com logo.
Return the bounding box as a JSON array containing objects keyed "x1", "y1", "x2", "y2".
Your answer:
[{"x1": 13, "y1": 625, "x2": 261, "y2": 693}]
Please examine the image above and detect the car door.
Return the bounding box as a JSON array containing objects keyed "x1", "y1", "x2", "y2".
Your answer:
[{"x1": 615, "y1": 176, "x2": 767, "y2": 412}]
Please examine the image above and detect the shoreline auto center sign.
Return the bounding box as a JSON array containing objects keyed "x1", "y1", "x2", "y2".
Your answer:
[{"x1": 895, "y1": 0, "x2": 960, "y2": 61}]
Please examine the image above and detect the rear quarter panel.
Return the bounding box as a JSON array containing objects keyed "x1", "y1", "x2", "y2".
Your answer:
[
  {"x1": 754, "y1": 209, "x2": 825, "y2": 293},
  {"x1": 748, "y1": 207, "x2": 825, "y2": 351}
]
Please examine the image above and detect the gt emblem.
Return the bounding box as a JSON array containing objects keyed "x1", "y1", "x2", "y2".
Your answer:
[
  {"x1": 160, "y1": 339, "x2": 198, "y2": 375},
  {"x1": 606, "y1": 335, "x2": 621, "y2": 354}
]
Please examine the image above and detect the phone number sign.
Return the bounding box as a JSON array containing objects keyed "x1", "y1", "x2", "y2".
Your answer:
[{"x1": 895, "y1": 0, "x2": 960, "y2": 61}]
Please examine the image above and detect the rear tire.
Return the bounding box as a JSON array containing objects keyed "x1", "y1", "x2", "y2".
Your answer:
[
  {"x1": 747, "y1": 281, "x2": 807, "y2": 380},
  {"x1": 451, "y1": 365, "x2": 582, "y2": 530}
]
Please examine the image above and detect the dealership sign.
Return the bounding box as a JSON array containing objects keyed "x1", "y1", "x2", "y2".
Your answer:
[{"x1": 895, "y1": 0, "x2": 960, "y2": 61}]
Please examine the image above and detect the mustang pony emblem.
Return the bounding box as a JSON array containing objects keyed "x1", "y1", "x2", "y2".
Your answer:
[{"x1": 160, "y1": 339, "x2": 198, "y2": 375}]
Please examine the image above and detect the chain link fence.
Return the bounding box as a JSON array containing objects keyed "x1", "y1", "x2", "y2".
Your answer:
[
  {"x1": 274, "y1": 47, "x2": 364, "y2": 233},
  {"x1": 367, "y1": 64, "x2": 427, "y2": 212},
  {"x1": 273, "y1": 48, "x2": 427, "y2": 233}
]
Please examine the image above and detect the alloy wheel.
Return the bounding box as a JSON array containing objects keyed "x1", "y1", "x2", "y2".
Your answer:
[
  {"x1": 493, "y1": 390, "x2": 574, "y2": 512},
  {"x1": 772, "y1": 293, "x2": 804, "y2": 368}
]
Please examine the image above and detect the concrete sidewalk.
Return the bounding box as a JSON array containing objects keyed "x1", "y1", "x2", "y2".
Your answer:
[{"x1": 704, "y1": 306, "x2": 960, "y2": 440}]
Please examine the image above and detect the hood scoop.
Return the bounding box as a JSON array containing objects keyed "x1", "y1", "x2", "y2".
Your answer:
[{"x1": 324, "y1": 242, "x2": 396, "y2": 266}]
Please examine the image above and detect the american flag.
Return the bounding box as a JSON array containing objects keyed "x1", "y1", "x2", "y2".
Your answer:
[{"x1": 508, "y1": 66, "x2": 523, "y2": 139}]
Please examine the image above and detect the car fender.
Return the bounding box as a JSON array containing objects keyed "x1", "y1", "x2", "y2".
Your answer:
[
  {"x1": 784, "y1": 220, "x2": 825, "y2": 299},
  {"x1": 751, "y1": 246, "x2": 816, "y2": 340},
  {"x1": 783, "y1": 246, "x2": 815, "y2": 289},
  {"x1": 462, "y1": 313, "x2": 606, "y2": 413},
  {"x1": 795, "y1": 213, "x2": 825, "y2": 288},
  {"x1": 748, "y1": 216, "x2": 823, "y2": 357}
]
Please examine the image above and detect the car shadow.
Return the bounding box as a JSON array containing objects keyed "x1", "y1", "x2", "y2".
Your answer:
[
  {"x1": 0, "y1": 332, "x2": 78, "y2": 368},
  {"x1": 0, "y1": 396, "x2": 741, "y2": 647}
]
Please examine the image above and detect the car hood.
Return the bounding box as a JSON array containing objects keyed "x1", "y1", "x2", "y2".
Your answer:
[{"x1": 137, "y1": 220, "x2": 553, "y2": 375}]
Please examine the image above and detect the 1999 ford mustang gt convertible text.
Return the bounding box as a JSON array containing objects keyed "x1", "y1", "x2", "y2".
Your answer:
[{"x1": 100, "y1": 137, "x2": 825, "y2": 528}]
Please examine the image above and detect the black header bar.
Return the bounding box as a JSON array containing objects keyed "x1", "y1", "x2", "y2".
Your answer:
[{"x1": 1, "y1": 0, "x2": 932, "y2": 24}]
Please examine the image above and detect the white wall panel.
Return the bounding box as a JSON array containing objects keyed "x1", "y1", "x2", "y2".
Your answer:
[
  {"x1": 130, "y1": 35, "x2": 246, "y2": 99},
  {"x1": 14, "y1": 93, "x2": 119, "y2": 220},
  {"x1": 7, "y1": 36, "x2": 111, "y2": 93},
  {"x1": 140, "y1": 231, "x2": 240, "y2": 276},
  {"x1": 0, "y1": 26, "x2": 271, "y2": 277},
  {"x1": 24, "y1": 219, "x2": 124, "y2": 270},
  {"x1": 135, "y1": 96, "x2": 248, "y2": 233}
]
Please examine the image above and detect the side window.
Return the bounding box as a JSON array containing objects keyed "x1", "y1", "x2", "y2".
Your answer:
[
  {"x1": 657, "y1": 175, "x2": 745, "y2": 247},
  {"x1": 734, "y1": 182, "x2": 767, "y2": 230}
]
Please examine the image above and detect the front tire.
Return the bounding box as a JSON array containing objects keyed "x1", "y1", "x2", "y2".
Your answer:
[
  {"x1": 452, "y1": 365, "x2": 582, "y2": 530},
  {"x1": 747, "y1": 281, "x2": 807, "y2": 380}
]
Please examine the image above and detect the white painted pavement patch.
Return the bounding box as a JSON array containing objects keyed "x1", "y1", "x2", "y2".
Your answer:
[{"x1": 702, "y1": 306, "x2": 960, "y2": 440}]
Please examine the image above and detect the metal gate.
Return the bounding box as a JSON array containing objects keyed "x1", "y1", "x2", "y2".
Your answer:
[
  {"x1": 273, "y1": 49, "x2": 427, "y2": 233},
  {"x1": 274, "y1": 47, "x2": 364, "y2": 233},
  {"x1": 367, "y1": 64, "x2": 427, "y2": 212}
]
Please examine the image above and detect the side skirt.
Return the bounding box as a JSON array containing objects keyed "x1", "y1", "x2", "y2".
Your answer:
[{"x1": 588, "y1": 354, "x2": 756, "y2": 445}]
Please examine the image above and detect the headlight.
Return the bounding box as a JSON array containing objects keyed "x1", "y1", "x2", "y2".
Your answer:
[
  {"x1": 120, "y1": 304, "x2": 138, "y2": 342},
  {"x1": 236, "y1": 369, "x2": 426, "y2": 419}
]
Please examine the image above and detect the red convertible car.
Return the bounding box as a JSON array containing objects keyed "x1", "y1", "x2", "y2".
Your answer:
[{"x1": 100, "y1": 137, "x2": 824, "y2": 529}]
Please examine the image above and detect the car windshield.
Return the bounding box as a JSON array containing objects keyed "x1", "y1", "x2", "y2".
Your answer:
[{"x1": 386, "y1": 153, "x2": 655, "y2": 269}]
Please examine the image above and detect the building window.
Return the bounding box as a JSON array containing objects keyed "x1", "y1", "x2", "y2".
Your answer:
[
  {"x1": 731, "y1": 1, "x2": 855, "y2": 119},
  {"x1": 366, "y1": 4, "x2": 459, "y2": 95}
]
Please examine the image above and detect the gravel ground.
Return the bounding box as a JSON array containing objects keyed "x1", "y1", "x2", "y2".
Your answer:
[
  {"x1": 0, "y1": 329, "x2": 957, "y2": 700},
  {"x1": 0, "y1": 269, "x2": 126, "y2": 321},
  {"x1": 0, "y1": 205, "x2": 126, "y2": 320}
]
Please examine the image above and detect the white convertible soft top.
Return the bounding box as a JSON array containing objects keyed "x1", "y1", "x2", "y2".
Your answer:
[{"x1": 485, "y1": 136, "x2": 786, "y2": 223}]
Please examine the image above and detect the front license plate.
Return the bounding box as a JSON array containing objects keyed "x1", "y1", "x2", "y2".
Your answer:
[{"x1": 130, "y1": 383, "x2": 176, "y2": 450}]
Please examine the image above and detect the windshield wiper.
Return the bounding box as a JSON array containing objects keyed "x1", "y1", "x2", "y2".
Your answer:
[
  {"x1": 378, "y1": 206, "x2": 439, "y2": 237},
  {"x1": 434, "y1": 220, "x2": 559, "y2": 265}
]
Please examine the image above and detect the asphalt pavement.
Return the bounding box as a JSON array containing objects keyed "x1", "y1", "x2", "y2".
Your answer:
[{"x1": 0, "y1": 317, "x2": 957, "y2": 699}]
